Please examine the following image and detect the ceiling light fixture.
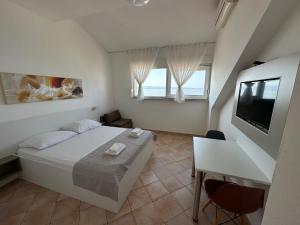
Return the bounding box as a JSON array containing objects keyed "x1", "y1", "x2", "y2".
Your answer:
[{"x1": 128, "y1": 0, "x2": 150, "y2": 7}]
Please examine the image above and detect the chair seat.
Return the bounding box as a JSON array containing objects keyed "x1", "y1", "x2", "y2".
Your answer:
[
  {"x1": 205, "y1": 179, "x2": 265, "y2": 215},
  {"x1": 205, "y1": 179, "x2": 232, "y2": 198}
]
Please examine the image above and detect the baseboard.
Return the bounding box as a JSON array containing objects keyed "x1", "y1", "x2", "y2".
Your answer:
[{"x1": 146, "y1": 129, "x2": 205, "y2": 137}]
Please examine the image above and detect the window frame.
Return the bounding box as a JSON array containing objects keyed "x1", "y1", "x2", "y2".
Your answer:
[{"x1": 131, "y1": 65, "x2": 211, "y2": 101}]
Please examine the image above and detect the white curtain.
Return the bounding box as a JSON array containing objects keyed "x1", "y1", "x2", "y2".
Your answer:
[
  {"x1": 128, "y1": 47, "x2": 159, "y2": 101},
  {"x1": 165, "y1": 43, "x2": 208, "y2": 103}
]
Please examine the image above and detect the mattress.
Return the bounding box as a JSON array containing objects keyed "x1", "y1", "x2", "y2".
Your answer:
[{"x1": 17, "y1": 126, "x2": 126, "y2": 171}]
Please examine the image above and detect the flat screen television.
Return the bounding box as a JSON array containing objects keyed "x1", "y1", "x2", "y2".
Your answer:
[{"x1": 236, "y1": 78, "x2": 280, "y2": 133}]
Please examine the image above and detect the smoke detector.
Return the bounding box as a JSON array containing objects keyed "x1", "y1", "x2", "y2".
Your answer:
[{"x1": 128, "y1": 0, "x2": 150, "y2": 7}]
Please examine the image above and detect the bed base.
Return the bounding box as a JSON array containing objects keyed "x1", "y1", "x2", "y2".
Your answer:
[{"x1": 19, "y1": 140, "x2": 154, "y2": 213}]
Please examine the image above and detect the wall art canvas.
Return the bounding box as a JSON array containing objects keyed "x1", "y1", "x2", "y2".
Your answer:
[{"x1": 0, "y1": 72, "x2": 83, "y2": 104}]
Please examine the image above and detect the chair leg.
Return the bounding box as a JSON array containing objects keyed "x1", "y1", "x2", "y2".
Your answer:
[
  {"x1": 202, "y1": 200, "x2": 212, "y2": 212},
  {"x1": 191, "y1": 154, "x2": 195, "y2": 177},
  {"x1": 214, "y1": 208, "x2": 222, "y2": 225}
]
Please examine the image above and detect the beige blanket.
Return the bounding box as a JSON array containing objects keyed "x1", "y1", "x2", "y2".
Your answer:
[{"x1": 72, "y1": 129, "x2": 153, "y2": 201}]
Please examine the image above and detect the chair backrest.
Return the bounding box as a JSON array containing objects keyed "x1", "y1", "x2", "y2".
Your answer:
[
  {"x1": 206, "y1": 130, "x2": 226, "y2": 140},
  {"x1": 102, "y1": 110, "x2": 122, "y2": 123},
  {"x1": 206, "y1": 179, "x2": 265, "y2": 214}
]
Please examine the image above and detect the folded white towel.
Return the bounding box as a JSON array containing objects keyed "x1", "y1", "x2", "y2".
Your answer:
[
  {"x1": 105, "y1": 143, "x2": 126, "y2": 156},
  {"x1": 130, "y1": 128, "x2": 144, "y2": 138},
  {"x1": 132, "y1": 128, "x2": 142, "y2": 133}
]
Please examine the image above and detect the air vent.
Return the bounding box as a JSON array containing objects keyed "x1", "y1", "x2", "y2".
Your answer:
[{"x1": 215, "y1": 0, "x2": 238, "y2": 29}]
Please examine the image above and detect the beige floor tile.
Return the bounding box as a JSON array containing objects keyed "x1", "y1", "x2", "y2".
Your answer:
[
  {"x1": 185, "y1": 207, "x2": 240, "y2": 225},
  {"x1": 132, "y1": 202, "x2": 162, "y2": 225},
  {"x1": 145, "y1": 181, "x2": 169, "y2": 201},
  {"x1": 166, "y1": 212, "x2": 195, "y2": 225},
  {"x1": 22, "y1": 202, "x2": 55, "y2": 225},
  {"x1": 106, "y1": 200, "x2": 131, "y2": 223},
  {"x1": 152, "y1": 166, "x2": 172, "y2": 180},
  {"x1": 128, "y1": 187, "x2": 151, "y2": 211},
  {"x1": 79, "y1": 206, "x2": 107, "y2": 225},
  {"x1": 169, "y1": 152, "x2": 189, "y2": 162},
  {"x1": 132, "y1": 178, "x2": 144, "y2": 190},
  {"x1": 186, "y1": 183, "x2": 195, "y2": 194},
  {"x1": 158, "y1": 153, "x2": 176, "y2": 164},
  {"x1": 174, "y1": 142, "x2": 193, "y2": 152},
  {"x1": 0, "y1": 194, "x2": 34, "y2": 220},
  {"x1": 30, "y1": 190, "x2": 58, "y2": 211},
  {"x1": 186, "y1": 183, "x2": 209, "y2": 204},
  {"x1": 153, "y1": 195, "x2": 183, "y2": 222},
  {"x1": 183, "y1": 208, "x2": 193, "y2": 217},
  {"x1": 52, "y1": 197, "x2": 80, "y2": 220},
  {"x1": 184, "y1": 204, "x2": 220, "y2": 224},
  {"x1": 160, "y1": 176, "x2": 184, "y2": 193},
  {"x1": 0, "y1": 182, "x2": 18, "y2": 204},
  {"x1": 141, "y1": 163, "x2": 153, "y2": 173},
  {"x1": 12, "y1": 182, "x2": 41, "y2": 199},
  {"x1": 57, "y1": 193, "x2": 69, "y2": 201},
  {"x1": 0, "y1": 192, "x2": 14, "y2": 205},
  {"x1": 171, "y1": 187, "x2": 193, "y2": 210},
  {"x1": 178, "y1": 158, "x2": 193, "y2": 170},
  {"x1": 147, "y1": 157, "x2": 165, "y2": 169},
  {"x1": 80, "y1": 201, "x2": 93, "y2": 211},
  {"x1": 166, "y1": 162, "x2": 186, "y2": 175},
  {"x1": 109, "y1": 213, "x2": 136, "y2": 225},
  {"x1": 51, "y1": 211, "x2": 79, "y2": 225},
  {"x1": 140, "y1": 171, "x2": 159, "y2": 185},
  {"x1": 0, "y1": 213, "x2": 25, "y2": 225},
  {"x1": 174, "y1": 169, "x2": 194, "y2": 186}
]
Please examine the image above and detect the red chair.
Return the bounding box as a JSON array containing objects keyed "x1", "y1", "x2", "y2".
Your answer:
[{"x1": 203, "y1": 179, "x2": 265, "y2": 225}]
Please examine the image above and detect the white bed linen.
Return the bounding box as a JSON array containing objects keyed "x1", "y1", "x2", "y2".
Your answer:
[{"x1": 17, "y1": 126, "x2": 126, "y2": 171}]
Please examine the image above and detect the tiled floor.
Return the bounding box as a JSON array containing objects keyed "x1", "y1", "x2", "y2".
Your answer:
[{"x1": 0, "y1": 131, "x2": 242, "y2": 225}]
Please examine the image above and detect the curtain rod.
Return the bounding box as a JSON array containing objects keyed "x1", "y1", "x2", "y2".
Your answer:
[{"x1": 108, "y1": 42, "x2": 216, "y2": 54}]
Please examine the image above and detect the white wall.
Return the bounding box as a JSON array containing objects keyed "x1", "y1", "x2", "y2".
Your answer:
[
  {"x1": 218, "y1": 95, "x2": 239, "y2": 141},
  {"x1": 258, "y1": 2, "x2": 300, "y2": 62},
  {"x1": 217, "y1": 2, "x2": 300, "y2": 224},
  {"x1": 218, "y1": 0, "x2": 300, "y2": 177},
  {"x1": 110, "y1": 52, "x2": 208, "y2": 135},
  {"x1": 0, "y1": 0, "x2": 114, "y2": 123},
  {"x1": 209, "y1": 0, "x2": 271, "y2": 106},
  {"x1": 260, "y1": 4, "x2": 300, "y2": 224},
  {"x1": 261, "y1": 58, "x2": 300, "y2": 225}
]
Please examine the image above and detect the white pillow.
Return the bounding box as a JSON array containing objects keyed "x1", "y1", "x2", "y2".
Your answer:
[
  {"x1": 19, "y1": 131, "x2": 77, "y2": 150},
  {"x1": 60, "y1": 119, "x2": 101, "y2": 133}
]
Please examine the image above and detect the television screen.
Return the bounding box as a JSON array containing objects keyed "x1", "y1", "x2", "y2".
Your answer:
[{"x1": 236, "y1": 78, "x2": 280, "y2": 133}]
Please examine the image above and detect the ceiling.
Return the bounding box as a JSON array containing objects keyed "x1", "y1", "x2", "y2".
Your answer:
[{"x1": 10, "y1": 0, "x2": 219, "y2": 52}]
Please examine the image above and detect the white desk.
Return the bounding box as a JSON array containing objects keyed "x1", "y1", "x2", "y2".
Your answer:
[{"x1": 192, "y1": 137, "x2": 272, "y2": 222}]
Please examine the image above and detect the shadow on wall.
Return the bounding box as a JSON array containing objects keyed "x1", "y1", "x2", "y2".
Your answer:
[{"x1": 0, "y1": 82, "x2": 5, "y2": 104}]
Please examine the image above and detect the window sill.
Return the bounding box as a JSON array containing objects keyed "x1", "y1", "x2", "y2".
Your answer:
[{"x1": 131, "y1": 96, "x2": 208, "y2": 102}]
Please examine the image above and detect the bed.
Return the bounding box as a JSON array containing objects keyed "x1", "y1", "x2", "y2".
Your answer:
[{"x1": 17, "y1": 126, "x2": 154, "y2": 212}]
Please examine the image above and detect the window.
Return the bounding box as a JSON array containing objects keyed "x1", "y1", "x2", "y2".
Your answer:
[
  {"x1": 132, "y1": 66, "x2": 210, "y2": 100},
  {"x1": 143, "y1": 68, "x2": 167, "y2": 97},
  {"x1": 170, "y1": 69, "x2": 207, "y2": 97},
  {"x1": 262, "y1": 79, "x2": 280, "y2": 99}
]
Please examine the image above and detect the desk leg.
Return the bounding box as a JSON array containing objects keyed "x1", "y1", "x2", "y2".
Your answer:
[
  {"x1": 191, "y1": 154, "x2": 195, "y2": 177},
  {"x1": 192, "y1": 171, "x2": 204, "y2": 222}
]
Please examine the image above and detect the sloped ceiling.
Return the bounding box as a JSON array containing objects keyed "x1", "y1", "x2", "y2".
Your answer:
[{"x1": 10, "y1": 0, "x2": 218, "y2": 52}]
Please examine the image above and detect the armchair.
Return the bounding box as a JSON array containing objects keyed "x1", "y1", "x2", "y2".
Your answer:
[{"x1": 100, "y1": 110, "x2": 133, "y2": 128}]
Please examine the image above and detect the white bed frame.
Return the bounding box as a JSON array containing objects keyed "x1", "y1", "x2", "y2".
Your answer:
[{"x1": 20, "y1": 139, "x2": 154, "y2": 213}]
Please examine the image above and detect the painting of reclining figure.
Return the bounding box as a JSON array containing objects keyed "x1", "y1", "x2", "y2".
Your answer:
[{"x1": 0, "y1": 72, "x2": 83, "y2": 104}]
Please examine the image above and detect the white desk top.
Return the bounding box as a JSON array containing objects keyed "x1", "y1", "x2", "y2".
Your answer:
[{"x1": 193, "y1": 137, "x2": 272, "y2": 185}]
